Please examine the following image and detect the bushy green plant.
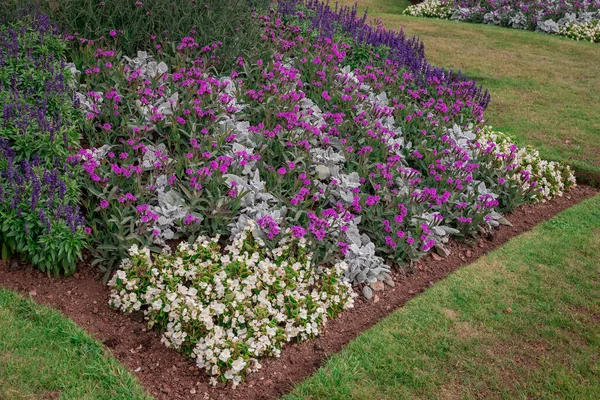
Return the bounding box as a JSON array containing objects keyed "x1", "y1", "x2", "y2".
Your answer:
[
  {"x1": 0, "y1": 139, "x2": 87, "y2": 276},
  {"x1": 0, "y1": 14, "x2": 87, "y2": 276},
  {"x1": 6, "y1": 0, "x2": 272, "y2": 72},
  {"x1": 0, "y1": 15, "x2": 80, "y2": 165}
]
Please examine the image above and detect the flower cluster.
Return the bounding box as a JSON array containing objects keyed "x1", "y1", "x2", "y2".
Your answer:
[
  {"x1": 558, "y1": 20, "x2": 600, "y2": 42},
  {"x1": 473, "y1": 126, "x2": 576, "y2": 201},
  {"x1": 0, "y1": 13, "x2": 87, "y2": 275},
  {"x1": 109, "y1": 222, "x2": 355, "y2": 386},
  {"x1": 405, "y1": 0, "x2": 600, "y2": 43},
  {"x1": 282, "y1": 0, "x2": 490, "y2": 108},
  {"x1": 404, "y1": 0, "x2": 453, "y2": 19}
]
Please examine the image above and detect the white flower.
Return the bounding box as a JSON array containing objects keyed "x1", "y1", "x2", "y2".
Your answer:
[
  {"x1": 219, "y1": 348, "x2": 231, "y2": 362},
  {"x1": 224, "y1": 369, "x2": 235, "y2": 380},
  {"x1": 231, "y1": 358, "x2": 246, "y2": 372},
  {"x1": 152, "y1": 299, "x2": 163, "y2": 310}
]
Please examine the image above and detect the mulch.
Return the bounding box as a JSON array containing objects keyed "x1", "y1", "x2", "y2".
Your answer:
[{"x1": 0, "y1": 185, "x2": 597, "y2": 400}]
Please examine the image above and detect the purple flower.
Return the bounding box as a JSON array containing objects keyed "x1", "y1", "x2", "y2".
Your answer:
[
  {"x1": 257, "y1": 216, "x2": 280, "y2": 239},
  {"x1": 290, "y1": 225, "x2": 306, "y2": 238}
]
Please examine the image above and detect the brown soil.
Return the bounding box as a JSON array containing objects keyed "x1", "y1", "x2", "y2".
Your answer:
[{"x1": 0, "y1": 185, "x2": 597, "y2": 400}]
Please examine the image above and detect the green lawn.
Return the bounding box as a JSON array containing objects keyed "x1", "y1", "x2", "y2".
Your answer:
[
  {"x1": 0, "y1": 289, "x2": 150, "y2": 400},
  {"x1": 286, "y1": 193, "x2": 600, "y2": 399},
  {"x1": 339, "y1": 0, "x2": 600, "y2": 185}
]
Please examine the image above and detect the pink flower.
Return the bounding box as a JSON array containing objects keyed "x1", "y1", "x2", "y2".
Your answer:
[
  {"x1": 109, "y1": 30, "x2": 117, "y2": 37},
  {"x1": 99, "y1": 200, "x2": 109, "y2": 209}
]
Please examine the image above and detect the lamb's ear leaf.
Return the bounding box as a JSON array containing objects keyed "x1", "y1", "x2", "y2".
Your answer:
[
  {"x1": 498, "y1": 217, "x2": 513, "y2": 226},
  {"x1": 435, "y1": 244, "x2": 450, "y2": 257},
  {"x1": 442, "y1": 226, "x2": 460, "y2": 235}
]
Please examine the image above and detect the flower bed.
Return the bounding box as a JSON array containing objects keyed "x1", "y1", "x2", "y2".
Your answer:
[
  {"x1": 405, "y1": 0, "x2": 600, "y2": 43},
  {"x1": 0, "y1": 0, "x2": 577, "y2": 388}
]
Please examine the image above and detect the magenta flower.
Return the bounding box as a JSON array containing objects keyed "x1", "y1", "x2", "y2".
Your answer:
[
  {"x1": 385, "y1": 236, "x2": 397, "y2": 249},
  {"x1": 99, "y1": 200, "x2": 109, "y2": 209},
  {"x1": 290, "y1": 225, "x2": 306, "y2": 238},
  {"x1": 338, "y1": 242, "x2": 349, "y2": 255}
]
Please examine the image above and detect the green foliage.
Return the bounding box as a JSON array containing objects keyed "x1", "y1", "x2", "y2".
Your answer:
[{"x1": 12, "y1": 0, "x2": 272, "y2": 73}]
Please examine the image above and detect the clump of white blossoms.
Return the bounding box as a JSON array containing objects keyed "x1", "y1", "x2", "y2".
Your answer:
[
  {"x1": 109, "y1": 221, "x2": 356, "y2": 387},
  {"x1": 559, "y1": 20, "x2": 600, "y2": 43},
  {"x1": 403, "y1": 0, "x2": 453, "y2": 18},
  {"x1": 475, "y1": 126, "x2": 576, "y2": 200}
]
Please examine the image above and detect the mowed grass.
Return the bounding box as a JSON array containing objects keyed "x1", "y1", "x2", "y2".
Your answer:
[
  {"x1": 0, "y1": 289, "x2": 150, "y2": 400},
  {"x1": 338, "y1": 0, "x2": 600, "y2": 184},
  {"x1": 286, "y1": 194, "x2": 600, "y2": 399}
]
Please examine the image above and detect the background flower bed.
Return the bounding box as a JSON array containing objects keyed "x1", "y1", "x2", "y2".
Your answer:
[
  {"x1": 0, "y1": 0, "x2": 577, "y2": 388},
  {"x1": 405, "y1": 0, "x2": 600, "y2": 43}
]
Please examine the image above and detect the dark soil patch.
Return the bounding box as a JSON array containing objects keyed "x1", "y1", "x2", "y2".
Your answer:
[{"x1": 0, "y1": 186, "x2": 597, "y2": 400}]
